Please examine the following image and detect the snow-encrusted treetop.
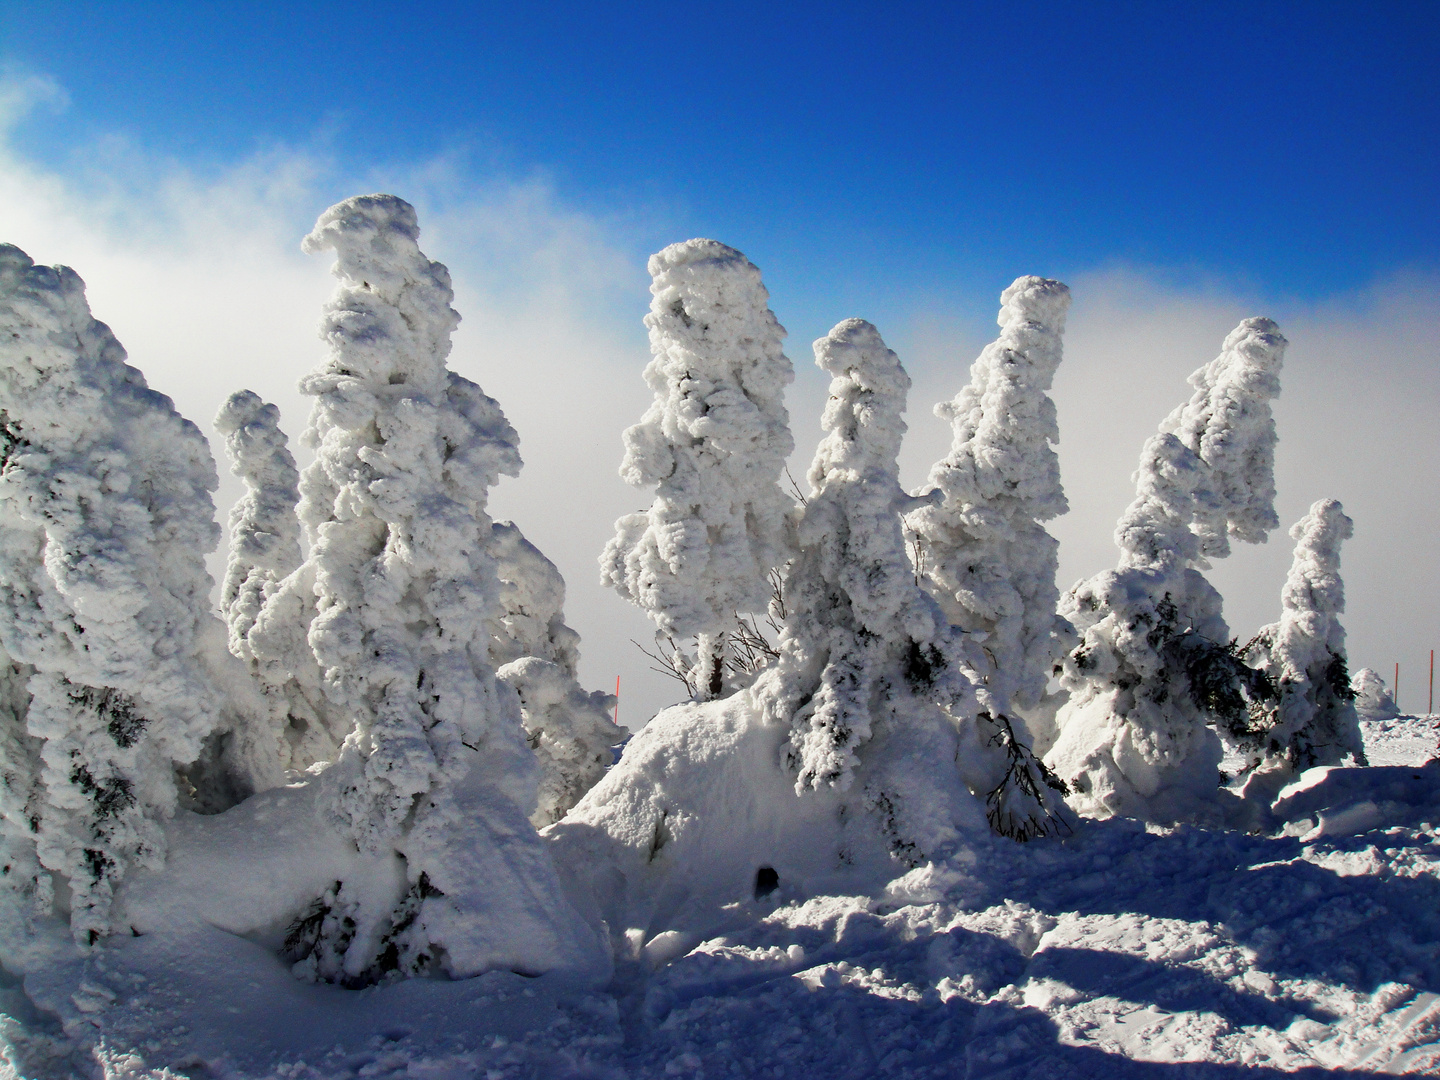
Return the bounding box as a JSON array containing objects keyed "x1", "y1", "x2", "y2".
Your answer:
[
  {"x1": 1161, "y1": 317, "x2": 1286, "y2": 561},
  {"x1": 923, "y1": 275, "x2": 1069, "y2": 522},
  {"x1": 1113, "y1": 433, "x2": 1209, "y2": 573},
  {"x1": 1276, "y1": 498, "x2": 1352, "y2": 628},
  {"x1": 214, "y1": 390, "x2": 301, "y2": 662},
  {"x1": 906, "y1": 276, "x2": 1072, "y2": 719},
  {"x1": 602, "y1": 239, "x2": 794, "y2": 649}
]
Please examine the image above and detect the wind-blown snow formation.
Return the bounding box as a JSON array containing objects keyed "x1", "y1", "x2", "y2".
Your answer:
[
  {"x1": 488, "y1": 520, "x2": 623, "y2": 826},
  {"x1": 281, "y1": 194, "x2": 600, "y2": 982},
  {"x1": 906, "y1": 276, "x2": 1074, "y2": 753},
  {"x1": 1047, "y1": 319, "x2": 1287, "y2": 825},
  {"x1": 601, "y1": 239, "x2": 795, "y2": 698},
  {"x1": 0, "y1": 244, "x2": 272, "y2": 944},
  {"x1": 1245, "y1": 498, "x2": 1365, "y2": 775}
]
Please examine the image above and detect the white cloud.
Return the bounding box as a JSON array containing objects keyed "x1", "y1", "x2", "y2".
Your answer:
[{"x1": 3, "y1": 74, "x2": 1435, "y2": 726}]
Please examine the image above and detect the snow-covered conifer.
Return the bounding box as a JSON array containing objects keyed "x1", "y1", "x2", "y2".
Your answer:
[
  {"x1": 756, "y1": 320, "x2": 945, "y2": 789},
  {"x1": 489, "y1": 520, "x2": 622, "y2": 826},
  {"x1": 215, "y1": 392, "x2": 340, "y2": 769},
  {"x1": 1045, "y1": 318, "x2": 1287, "y2": 823},
  {"x1": 1244, "y1": 499, "x2": 1365, "y2": 772},
  {"x1": 0, "y1": 244, "x2": 270, "y2": 942},
  {"x1": 905, "y1": 276, "x2": 1074, "y2": 751},
  {"x1": 601, "y1": 240, "x2": 794, "y2": 698},
  {"x1": 1352, "y1": 667, "x2": 1399, "y2": 723},
  {"x1": 290, "y1": 195, "x2": 597, "y2": 982}
]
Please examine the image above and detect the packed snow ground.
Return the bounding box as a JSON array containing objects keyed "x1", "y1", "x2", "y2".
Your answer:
[{"x1": 2, "y1": 716, "x2": 1437, "y2": 1079}]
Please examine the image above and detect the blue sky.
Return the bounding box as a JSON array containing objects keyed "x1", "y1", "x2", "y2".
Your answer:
[
  {"x1": 6, "y1": 2, "x2": 1438, "y2": 313},
  {"x1": 3, "y1": 3, "x2": 1439, "y2": 721}
]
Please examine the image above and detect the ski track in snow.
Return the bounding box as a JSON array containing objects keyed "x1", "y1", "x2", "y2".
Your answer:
[{"x1": 1, "y1": 719, "x2": 1436, "y2": 1079}]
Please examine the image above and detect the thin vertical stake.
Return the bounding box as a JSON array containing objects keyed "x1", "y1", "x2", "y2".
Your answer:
[
  {"x1": 1430, "y1": 651, "x2": 1434, "y2": 716},
  {"x1": 1396, "y1": 662, "x2": 1401, "y2": 711},
  {"x1": 615, "y1": 676, "x2": 620, "y2": 726}
]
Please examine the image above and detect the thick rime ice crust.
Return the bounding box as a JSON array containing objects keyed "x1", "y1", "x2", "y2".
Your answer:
[
  {"x1": 290, "y1": 195, "x2": 601, "y2": 979},
  {"x1": 601, "y1": 239, "x2": 794, "y2": 693},
  {"x1": 1160, "y1": 317, "x2": 1286, "y2": 562},
  {"x1": 1246, "y1": 499, "x2": 1365, "y2": 773},
  {"x1": 488, "y1": 521, "x2": 623, "y2": 826},
  {"x1": 752, "y1": 319, "x2": 976, "y2": 802},
  {"x1": 906, "y1": 276, "x2": 1075, "y2": 743},
  {"x1": 1048, "y1": 318, "x2": 1285, "y2": 826},
  {"x1": 1353, "y1": 667, "x2": 1400, "y2": 722},
  {"x1": 0, "y1": 243, "x2": 272, "y2": 942}
]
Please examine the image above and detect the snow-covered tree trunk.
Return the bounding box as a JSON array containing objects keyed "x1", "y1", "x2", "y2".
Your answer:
[
  {"x1": 905, "y1": 276, "x2": 1075, "y2": 755},
  {"x1": 601, "y1": 239, "x2": 795, "y2": 700},
  {"x1": 1352, "y1": 667, "x2": 1399, "y2": 722},
  {"x1": 1046, "y1": 318, "x2": 1287, "y2": 825},
  {"x1": 1244, "y1": 499, "x2": 1365, "y2": 774},
  {"x1": 0, "y1": 244, "x2": 274, "y2": 943},
  {"x1": 290, "y1": 195, "x2": 599, "y2": 983},
  {"x1": 488, "y1": 520, "x2": 623, "y2": 826}
]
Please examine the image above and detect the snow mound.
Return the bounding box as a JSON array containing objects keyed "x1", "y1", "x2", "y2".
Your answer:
[{"x1": 547, "y1": 692, "x2": 988, "y2": 949}]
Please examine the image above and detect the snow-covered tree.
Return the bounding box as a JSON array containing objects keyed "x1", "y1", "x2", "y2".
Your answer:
[
  {"x1": 215, "y1": 391, "x2": 343, "y2": 771},
  {"x1": 1243, "y1": 499, "x2": 1365, "y2": 773},
  {"x1": 1352, "y1": 667, "x2": 1399, "y2": 722},
  {"x1": 288, "y1": 195, "x2": 597, "y2": 982},
  {"x1": 0, "y1": 244, "x2": 273, "y2": 943},
  {"x1": 488, "y1": 520, "x2": 623, "y2": 826},
  {"x1": 752, "y1": 319, "x2": 1068, "y2": 843},
  {"x1": 601, "y1": 239, "x2": 795, "y2": 698},
  {"x1": 1046, "y1": 319, "x2": 1287, "y2": 824},
  {"x1": 905, "y1": 276, "x2": 1074, "y2": 754}
]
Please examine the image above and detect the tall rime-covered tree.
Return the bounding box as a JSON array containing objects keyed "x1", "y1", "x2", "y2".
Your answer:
[
  {"x1": 601, "y1": 240, "x2": 794, "y2": 698},
  {"x1": 488, "y1": 520, "x2": 623, "y2": 827},
  {"x1": 1047, "y1": 319, "x2": 1287, "y2": 824},
  {"x1": 289, "y1": 195, "x2": 597, "y2": 982},
  {"x1": 905, "y1": 276, "x2": 1074, "y2": 754},
  {"x1": 1244, "y1": 499, "x2": 1365, "y2": 773},
  {"x1": 0, "y1": 244, "x2": 273, "y2": 943},
  {"x1": 216, "y1": 391, "x2": 340, "y2": 770}
]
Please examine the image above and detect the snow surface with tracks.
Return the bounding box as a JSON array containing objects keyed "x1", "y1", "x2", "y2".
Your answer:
[{"x1": 2, "y1": 717, "x2": 1439, "y2": 1079}]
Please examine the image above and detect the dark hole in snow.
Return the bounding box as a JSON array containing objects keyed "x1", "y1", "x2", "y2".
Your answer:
[{"x1": 754, "y1": 866, "x2": 779, "y2": 900}]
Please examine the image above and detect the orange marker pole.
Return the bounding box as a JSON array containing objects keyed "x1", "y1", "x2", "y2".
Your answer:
[
  {"x1": 1396, "y1": 662, "x2": 1401, "y2": 711},
  {"x1": 614, "y1": 676, "x2": 620, "y2": 726},
  {"x1": 1430, "y1": 651, "x2": 1434, "y2": 716}
]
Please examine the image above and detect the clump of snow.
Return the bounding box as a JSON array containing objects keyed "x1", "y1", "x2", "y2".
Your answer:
[
  {"x1": 0, "y1": 244, "x2": 275, "y2": 944},
  {"x1": 1048, "y1": 319, "x2": 1287, "y2": 826},
  {"x1": 1244, "y1": 498, "x2": 1365, "y2": 776},
  {"x1": 1353, "y1": 666, "x2": 1400, "y2": 723},
  {"x1": 905, "y1": 276, "x2": 1075, "y2": 754},
  {"x1": 489, "y1": 520, "x2": 623, "y2": 826},
  {"x1": 600, "y1": 239, "x2": 795, "y2": 698},
  {"x1": 282, "y1": 194, "x2": 602, "y2": 982}
]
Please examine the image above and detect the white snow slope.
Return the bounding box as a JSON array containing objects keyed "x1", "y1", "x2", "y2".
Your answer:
[{"x1": 1, "y1": 715, "x2": 1437, "y2": 1078}]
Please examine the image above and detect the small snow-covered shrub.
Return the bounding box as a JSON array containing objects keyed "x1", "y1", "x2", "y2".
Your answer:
[
  {"x1": 0, "y1": 244, "x2": 275, "y2": 943},
  {"x1": 1243, "y1": 499, "x2": 1365, "y2": 774},
  {"x1": 601, "y1": 240, "x2": 795, "y2": 698},
  {"x1": 1352, "y1": 667, "x2": 1399, "y2": 722},
  {"x1": 1047, "y1": 319, "x2": 1287, "y2": 824}
]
